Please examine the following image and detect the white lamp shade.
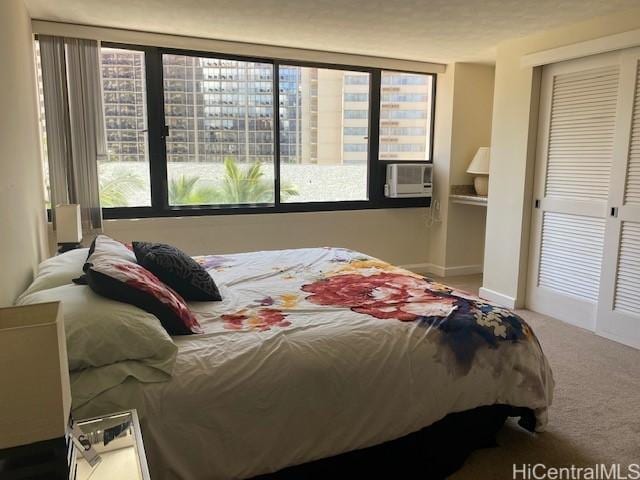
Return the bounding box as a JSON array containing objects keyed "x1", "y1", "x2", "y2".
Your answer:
[
  {"x1": 467, "y1": 147, "x2": 491, "y2": 175},
  {"x1": 0, "y1": 302, "x2": 71, "y2": 449},
  {"x1": 55, "y1": 204, "x2": 82, "y2": 243}
]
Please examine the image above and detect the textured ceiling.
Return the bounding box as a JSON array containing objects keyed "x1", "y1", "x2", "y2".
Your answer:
[{"x1": 23, "y1": 0, "x2": 640, "y2": 63}]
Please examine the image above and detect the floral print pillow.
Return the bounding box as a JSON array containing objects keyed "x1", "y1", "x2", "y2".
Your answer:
[{"x1": 86, "y1": 258, "x2": 202, "y2": 335}]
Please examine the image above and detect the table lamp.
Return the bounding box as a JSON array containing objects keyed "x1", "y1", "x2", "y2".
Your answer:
[
  {"x1": 55, "y1": 204, "x2": 82, "y2": 253},
  {"x1": 467, "y1": 147, "x2": 491, "y2": 196}
]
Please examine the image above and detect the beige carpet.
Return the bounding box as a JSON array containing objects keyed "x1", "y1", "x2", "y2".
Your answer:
[{"x1": 430, "y1": 275, "x2": 640, "y2": 478}]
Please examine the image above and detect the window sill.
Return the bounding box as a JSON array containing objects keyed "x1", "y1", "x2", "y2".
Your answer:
[{"x1": 101, "y1": 197, "x2": 430, "y2": 220}]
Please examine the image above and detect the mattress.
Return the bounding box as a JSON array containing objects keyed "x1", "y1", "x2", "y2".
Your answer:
[{"x1": 71, "y1": 247, "x2": 554, "y2": 479}]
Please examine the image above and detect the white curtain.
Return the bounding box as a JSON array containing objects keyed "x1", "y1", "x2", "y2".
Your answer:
[
  {"x1": 39, "y1": 35, "x2": 105, "y2": 235},
  {"x1": 39, "y1": 36, "x2": 71, "y2": 208}
]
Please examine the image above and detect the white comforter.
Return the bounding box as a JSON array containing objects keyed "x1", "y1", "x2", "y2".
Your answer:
[{"x1": 72, "y1": 247, "x2": 554, "y2": 480}]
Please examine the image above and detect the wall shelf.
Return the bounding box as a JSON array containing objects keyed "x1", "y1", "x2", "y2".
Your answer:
[
  {"x1": 449, "y1": 185, "x2": 488, "y2": 207},
  {"x1": 450, "y1": 194, "x2": 488, "y2": 207}
]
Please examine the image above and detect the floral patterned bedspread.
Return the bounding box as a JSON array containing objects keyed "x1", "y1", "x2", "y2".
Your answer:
[{"x1": 75, "y1": 247, "x2": 554, "y2": 480}]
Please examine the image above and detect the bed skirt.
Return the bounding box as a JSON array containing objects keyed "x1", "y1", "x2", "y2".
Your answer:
[{"x1": 254, "y1": 405, "x2": 534, "y2": 480}]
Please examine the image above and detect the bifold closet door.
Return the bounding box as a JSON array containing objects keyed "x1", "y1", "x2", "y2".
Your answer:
[
  {"x1": 597, "y1": 48, "x2": 640, "y2": 349},
  {"x1": 527, "y1": 52, "x2": 622, "y2": 330}
]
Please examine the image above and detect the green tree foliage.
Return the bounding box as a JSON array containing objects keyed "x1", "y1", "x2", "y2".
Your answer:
[
  {"x1": 99, "y1": 168, "x2": 146, "y2": 207},
  {"x1": 168, "y1": 174, "x2": 221, "y2": 206},
  {"x1": 168, "y1": 158, "x2": 298, "y2": 205}
]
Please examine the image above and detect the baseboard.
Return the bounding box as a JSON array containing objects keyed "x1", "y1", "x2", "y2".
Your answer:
[
  {"x1": 478, "y1": 287, "x2": 517, "y2": 309},
  {"x1": 399, "y1": 263, "x2": 438, "y2": 275},
  {"x1": 399, "y1": 263, "x2": 483, "y2": 277},
  {"x1": 595, "y1": 328, "x2": 640, "y2": 350},
  {"x1": 426, "y1": 264, "x2": 446, "y2": 277},
  {"x1": 442, "y1": 264, "x2": 483, "y2": 276}
]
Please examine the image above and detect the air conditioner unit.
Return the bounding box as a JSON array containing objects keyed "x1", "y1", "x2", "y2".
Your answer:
[{"x1": 384, "y1": 163, "x2": 433, "y2": 198}]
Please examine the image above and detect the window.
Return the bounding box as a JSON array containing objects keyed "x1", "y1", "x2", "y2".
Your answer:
[
  {"x1": 344, "y1": 75, "x2": 369, "y2": 85},
  {"x1": 380, "y1": 110, "x2": 427, "y2": 119},
  {"x1": 279, "y1": 65, "x2": 301, "y2": 166},
  {"x1": 379, "y1": 71, "x2": 433, "y2": 161},
  {"x1": 344, "y1": 92, "x2": 368, "y2": 102},
  {"x1": 36, "y1": 43, "x2": 436, "y2": 218},
  {"x1": 278, "y1": 66, "x2": 369, "y2": 203},
  {"x1": 162, "y1": 53, "x2": 275, "y2": 206},
  {"x1": 381, "y1": 93, "x2": 428, "y2": 102},
  {"x1": 344, "y1": 143, "x2": 368, "y2": 152},
  {"x1": 379, "y1": 143, "x2": 425, "y2": 152},
  {"x1": 344, "y1": 110, "x2": 369, "y2": 119},
  {"x1": 100, "y1": 47, "x2": 151, "y2": 207},
  {"x1": 344, "y1": 127, "x2": 368, "y2": 136},
  {"x1": 380, "y1": 127, "x2": 426, "y2": 136},
  {"x1": 382, "y1": 74, "x2": 428, "y2": 85}
]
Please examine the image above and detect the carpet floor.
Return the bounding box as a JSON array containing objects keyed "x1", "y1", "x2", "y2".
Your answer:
[{"x1": 432, "y1": 275, "x2": 640, "y2": 479}]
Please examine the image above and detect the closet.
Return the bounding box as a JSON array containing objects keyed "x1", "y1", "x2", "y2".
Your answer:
[{"x1": 527, "y1": 47, "x2": 640, "y2": 349}]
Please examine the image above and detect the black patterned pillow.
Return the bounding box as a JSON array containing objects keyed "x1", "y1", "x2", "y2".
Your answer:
[{"x1": 133, "y1": 242, "x2": 222, "y2": 302}]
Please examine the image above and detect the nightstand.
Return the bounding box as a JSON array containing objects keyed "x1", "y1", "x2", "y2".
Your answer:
[{"x1": 71, "y1": 410, "x2": 150, "y2": 480}]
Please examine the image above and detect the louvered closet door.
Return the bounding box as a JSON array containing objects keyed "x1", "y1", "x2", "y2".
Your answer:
[
  {"x1": 597, "y1": 48, "x2": 640, "y2": 349},
  {"x1": 527, "y1": 52, "x2": 622, "y2": 330}
]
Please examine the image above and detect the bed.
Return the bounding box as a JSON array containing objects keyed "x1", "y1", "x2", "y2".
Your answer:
[{"x1": 17, "y1": 246, "x2": 554, "y2": 479}]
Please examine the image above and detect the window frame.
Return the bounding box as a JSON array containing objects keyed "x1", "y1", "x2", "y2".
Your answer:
[{"x1": 97, "y1": 42, "x2": 436, "y2": 220}]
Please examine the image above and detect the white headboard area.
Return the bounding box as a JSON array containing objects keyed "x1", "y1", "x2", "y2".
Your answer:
[{"x1": 0, "y1": 0, "x2": 48, "y2": 306}]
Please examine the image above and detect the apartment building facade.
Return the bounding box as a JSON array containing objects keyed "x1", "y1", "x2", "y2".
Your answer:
[{"x1": 100, "y1": 48, "x2": 431, "y2": 167}]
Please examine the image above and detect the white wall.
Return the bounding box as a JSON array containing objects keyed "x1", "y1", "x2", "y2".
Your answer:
[
  {"x1": 427, "y1": 64, "x2": 454, "y2": 272},
  {"x1": 0, "y1": 0, "x2": 47, "y2": 306},
  {"x1": 445, "y1": 63, "x2": 494, "y2": 272},
  {"x1": 482, "y1": 7, "x2": 640, "y2": 307},
  {"x1": 429, "y1": 62, "x2": 495, "y2": 276},
  {"x1": 98, "y1": 209, "x2": 431, "y2": 267}
]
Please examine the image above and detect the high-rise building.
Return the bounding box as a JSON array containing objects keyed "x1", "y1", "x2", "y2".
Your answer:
[
  {"x1": 162, "y1": 54, "x2": 276, "y2": 165},
  {"x1": 379, "y1": 71, "x2": 432, "y2": 161},
  {"x1": 99, "y1": 49, "x2": 431, "y2": 168},
  {"x1": 101, "y1": 49, "x2": 148, "y2": 163}
]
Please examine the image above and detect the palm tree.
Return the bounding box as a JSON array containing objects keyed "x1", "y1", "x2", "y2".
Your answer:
[
  {"x1": 99, "y1": 168, "x2": 146, "y2": 207},
  {"x1": 168, "y1": 158, "x2": 298, "y2": 205},
  {"x1": 168, "y1": 174, "x2": 221, "y2": 205}
]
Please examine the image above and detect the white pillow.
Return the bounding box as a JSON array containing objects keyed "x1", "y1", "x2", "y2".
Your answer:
[
  {"x1": 16, "y1": 248, "x2": 89, "y2": 302},
  {"x1": 17, "y1": 284, "x2": 178, "y2": 375},
  {"x1": 86, "y1": 234, "x2": 136, "y2": 266}
]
